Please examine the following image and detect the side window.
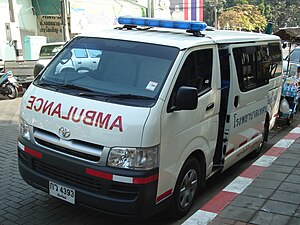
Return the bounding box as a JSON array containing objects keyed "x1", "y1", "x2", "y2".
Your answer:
[
  {"x1": 233, "y1": 46, "x2": 270, "y2": 92},
  {"x1": 73, "y1": 48, "x2": 88, "y2": 58},
  {"x1": 269, "y1": 43, "x2": 282, "y2": 78},
  {"x1": 168, "y1": 49, "x2": 213, "y2": 109}
]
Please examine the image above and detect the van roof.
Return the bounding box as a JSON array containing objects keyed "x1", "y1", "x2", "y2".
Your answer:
[{"x1": 77, "y1": 27, "x2": 281, "y2": 50}]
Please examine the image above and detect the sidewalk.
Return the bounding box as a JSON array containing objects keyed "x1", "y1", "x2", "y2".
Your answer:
[{"x1": 183, "y1": 125, "x2": 300, "y2": 225}]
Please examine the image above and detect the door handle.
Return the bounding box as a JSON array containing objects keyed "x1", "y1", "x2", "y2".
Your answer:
[
  {"x1": 234, "y1": 96, "x2": 239, "y2": 108},
  {"x1": 206, "y1": 102, "x2": 214, "y2": 111}
]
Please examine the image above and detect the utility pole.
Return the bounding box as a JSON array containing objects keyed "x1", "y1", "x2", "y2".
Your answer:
[
  {"x1": 147, "y1": 0, "x2": 154, "y2": 18},
  {"x1": 8, "y1": 0, "x2": 15, "y2": 22},
  {"x1": 213, "y1": 0, "x2": 218, "y2": 29},
  {"x1": 214, "y1": 5, "x2": 217, "y2": 28},
  {"x1": 61, "y1": 0, "x2": 70, "y2": 41}
]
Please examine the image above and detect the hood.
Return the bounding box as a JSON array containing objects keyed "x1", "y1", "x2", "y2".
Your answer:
[
  {"x1": 37, "y1": 58, "x2": 52, "y2": 67},
  {"x1": 21, "y1": 86, "x2": 151, "y2": 147}
]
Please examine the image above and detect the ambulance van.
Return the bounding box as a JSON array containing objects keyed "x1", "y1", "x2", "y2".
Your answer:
[{"x1": 18, "y1": 17, "x2": 282, "y2": 219}]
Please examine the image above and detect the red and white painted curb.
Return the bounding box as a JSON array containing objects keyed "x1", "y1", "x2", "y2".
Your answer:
[{"x1": 183, "y1": 125, "x2": 300, "y2": 225}]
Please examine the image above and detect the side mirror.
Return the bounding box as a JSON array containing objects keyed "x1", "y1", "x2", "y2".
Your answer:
[
  {"x1": 33, "y1": 63, "x2": 45, "y2": 78},
  {"x1": 174, "y1": 86, "x2": 198, "y2": 111}
]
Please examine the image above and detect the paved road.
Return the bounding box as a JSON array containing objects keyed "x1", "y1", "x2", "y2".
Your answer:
[
  {"x1": 0, "y1": 96, "x2": 21, "y2": 124},
  {"x1": 0, "y1": 95, "x2": 298, "y2": 225}
]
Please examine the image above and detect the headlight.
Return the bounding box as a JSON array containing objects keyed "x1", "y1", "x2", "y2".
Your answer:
[
  {"x1": 107, "y1": 146, "x2": 158, "y2": 170},
  {"x1": 19, "y1": 118, "x2": 30, "y2": 140}
]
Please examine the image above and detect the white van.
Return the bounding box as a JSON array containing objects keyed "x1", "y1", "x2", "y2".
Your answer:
[{"x1": 18, "y1": 17, "x2": 282, "y2": 219}]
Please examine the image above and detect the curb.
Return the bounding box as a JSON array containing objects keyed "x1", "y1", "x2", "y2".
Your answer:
[{"x1": 183, "y1": 125, "x2": 300, "y2": 225}]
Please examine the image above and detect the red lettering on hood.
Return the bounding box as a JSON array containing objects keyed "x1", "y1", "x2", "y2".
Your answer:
[
  {"x1": 71, "y1": 107, "x2": 85, "y2": 123},
  {"x1": 42, "y1": 100, "x2": 54, "y2": 115},
  {"x1": 51, "y1": 103, "x2": 62, "y2": 118},
  {"x1": 95, "y1": 112, "x2": 111, "y2": 129},
  {"x1": 109, "y1": 116, "x2": 123, "y2": 132},
  {"x1": 25, "y1": 96, "x2": 124, "y2": 132},
  {"x1": 83, "y1": 110, "x2": 97, "y2": 126},
  {"x1": 26, "y1": 96, "x2": 36, "y2": 110},
  {"x1": 34, "y1": 98, "x2": 44, "y2": 112}
]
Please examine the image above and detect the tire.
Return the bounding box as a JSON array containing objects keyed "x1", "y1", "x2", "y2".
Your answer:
[
  {"x1": 6, "y1": 84, "x2": 18, "y2": 99},
  {"x1": 287, "y1": 114, "x2": 293, "y2": 126},
  {"x1": 169, "y1": 157, "x2": 201, "y2": 219}
]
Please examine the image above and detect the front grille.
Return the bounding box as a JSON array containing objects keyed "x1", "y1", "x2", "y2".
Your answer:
[
  {"x1": 33, "y1": 128, "x2": 102, "y2": 162},
  {"x1": 35, "y1": 138, "x2": 100, "y2": 161},
  {"x1": 32, "y1": 159, "x2": 102, "y2": 192}
]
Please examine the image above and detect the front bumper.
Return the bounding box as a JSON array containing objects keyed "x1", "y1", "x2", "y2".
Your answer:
[{"x1": 17, "y1": 137, "x2": 166, "y2": 219}]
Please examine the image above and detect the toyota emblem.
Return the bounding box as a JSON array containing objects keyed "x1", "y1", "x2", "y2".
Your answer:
[{"x1": 58, "y1": 127, "x2": 71, "y2": 139}]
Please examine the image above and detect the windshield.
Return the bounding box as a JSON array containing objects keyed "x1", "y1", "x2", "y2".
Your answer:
[
  {"x1": 34, "y1": 37, "x2": 179, "y2": 107},
  {"x1": 286, "y1": 48, "x2": 300, "y2": 63}
]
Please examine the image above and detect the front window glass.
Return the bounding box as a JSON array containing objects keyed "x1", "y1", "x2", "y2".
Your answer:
[{"x1": 34, "y1": 37, "x2": 179, "y2": 107}]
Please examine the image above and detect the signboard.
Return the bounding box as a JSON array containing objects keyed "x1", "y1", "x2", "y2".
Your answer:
[
  {"x1": 70, "y1": 0, "x2": 145, "y2": 33},
  {"x1": 38, "y1": 15, "x2": 71, "y2": 42}
]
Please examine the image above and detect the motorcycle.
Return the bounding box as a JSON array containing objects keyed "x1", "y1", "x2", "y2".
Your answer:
[{"x1": 0, "y1": 71, "x2": 19, "y2": 99}]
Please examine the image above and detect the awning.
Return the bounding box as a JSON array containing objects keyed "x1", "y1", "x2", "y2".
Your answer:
[{"x1": 273, "y1": 27, "x2": 300, "y2": 43}]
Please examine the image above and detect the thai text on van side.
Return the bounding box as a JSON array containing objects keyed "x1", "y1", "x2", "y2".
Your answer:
[{"x1": 233, "y1": 106, "x2": 267, "y2": 128}]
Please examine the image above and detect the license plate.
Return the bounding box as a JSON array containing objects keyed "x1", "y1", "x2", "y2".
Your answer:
[
  {"x1": 8, "y1": 77, "x2": 17, "y2": 83},
  {"x1": 49, "y1": 181, "x2": 75, "y2": 204}
]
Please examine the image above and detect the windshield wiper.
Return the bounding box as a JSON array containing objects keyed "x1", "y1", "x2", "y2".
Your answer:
[
  {"x1": 109, "y1": 94, "x2": 154, "y2": 100},
  {"x1": 79, "y1": 92, "x2": 154, "y2": 100},
  {"x1": 35, "y1": 81, "x2": 60, "y2": 88},
  {"x1": 59, "y1": 84, "x2": 94, "y2": 92},
  {"x1": 36, "y1": 81, "x2": 95, "y2": 93}
]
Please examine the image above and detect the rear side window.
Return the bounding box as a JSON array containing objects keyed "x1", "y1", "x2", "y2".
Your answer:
[
  {"x1": 233, "y1": 45, "x2": 270, "y2": 92},
  {"x1": 269, "y1": 43, "x2": 282, "y2": 78}
]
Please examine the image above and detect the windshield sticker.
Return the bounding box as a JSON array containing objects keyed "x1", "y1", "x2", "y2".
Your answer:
[
  {"x1": 26, "y1": 95, "x2": 123, "y2": 132},
  {"x1": 146, "y1": 81, "x2": 158, "y2": 91}
]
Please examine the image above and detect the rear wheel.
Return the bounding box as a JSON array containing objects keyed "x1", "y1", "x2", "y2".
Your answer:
[
  {"x1": 6, "y1": 84, "x2": 18, "y2": 99},
  {"x1": 169, "y1": 157, "x2": 201, "y2": 219}
]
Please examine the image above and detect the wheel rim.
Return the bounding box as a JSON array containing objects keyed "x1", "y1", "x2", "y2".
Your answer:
[
  {"x1": 179, "y1": 169, "x2": 198, "y2": 209},
  {"x1": 6, "y1": 85, "x2": 16, "y2": 98}
]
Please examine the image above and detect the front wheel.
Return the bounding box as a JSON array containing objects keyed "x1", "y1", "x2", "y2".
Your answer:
[
  {"x1": 169, "y1": 157, "x2": 201, "y2": 219},
  {"x1": 6, "y1": 84, "x2": 18, "y2": 99}
]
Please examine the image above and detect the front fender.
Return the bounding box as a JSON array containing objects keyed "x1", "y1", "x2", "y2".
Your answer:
[{"x1": 171, "y1": 136, "x2": 209, "y2": 186}]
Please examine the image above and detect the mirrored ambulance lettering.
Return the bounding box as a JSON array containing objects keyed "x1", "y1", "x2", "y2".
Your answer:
[{"x1": 26, "y1": 95, "x2": 123, "y2": 132}]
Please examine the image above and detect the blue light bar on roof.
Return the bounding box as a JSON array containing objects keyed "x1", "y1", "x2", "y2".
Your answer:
[{"x1": 118, "y1": 16, "x2": 207, "y2": 32}]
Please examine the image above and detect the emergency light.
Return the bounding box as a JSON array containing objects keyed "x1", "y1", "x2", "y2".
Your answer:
[{"x1": 118, "y1": 16, "x2": 207, "y2": 33}]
